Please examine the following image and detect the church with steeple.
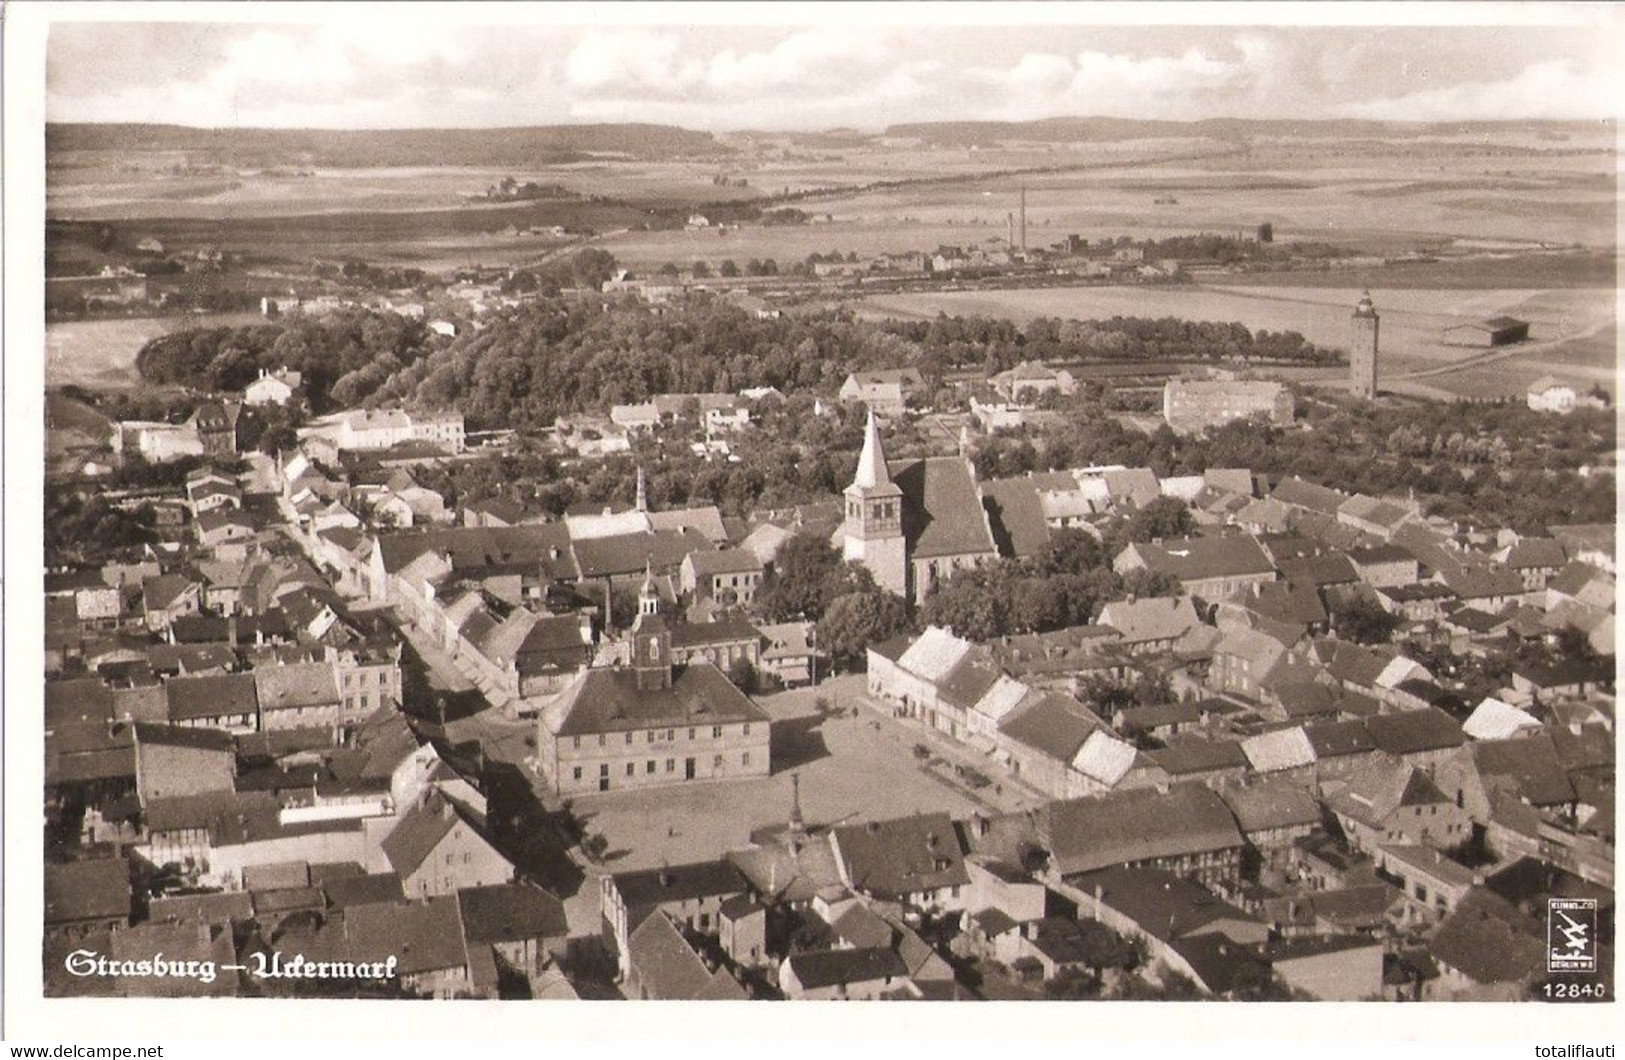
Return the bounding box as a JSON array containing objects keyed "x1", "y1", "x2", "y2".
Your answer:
[
  {"x1": 837, "y1": 411, "x2": 999, "y2": 605},
  {"x1": 842, "y1": 411, "x2": 908, "y2": 597}
]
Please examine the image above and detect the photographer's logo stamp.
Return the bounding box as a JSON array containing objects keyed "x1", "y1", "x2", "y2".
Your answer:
[{"x1": 1547, "y1": 898, "x2": 1598, "y2": 973}]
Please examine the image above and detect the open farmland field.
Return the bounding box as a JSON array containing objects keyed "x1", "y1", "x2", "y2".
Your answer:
[
  {"x1": 46, "y1": 137, "x2": 1217, "y2": 221},
  {"x1": 48, "y1": 159, "x2": 764, "y2": 220},
  {"x1": 814, "y1": 160, "x2": 1613, "y2": 251},
  {"x1": 47, "y1": 128, "x2": 1615, "y2": 275},
  {"x1": 857, "y1": 282, "x2": 1617, "y2": 400},
  {"x1": 45, "y1": 312, "x2": 264, "y2": 389}
]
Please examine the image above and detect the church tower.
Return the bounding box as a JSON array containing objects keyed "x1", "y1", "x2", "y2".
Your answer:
[
  {"x1": 1350, "y1": 290, "x2": 1379, "y2": 399},
  {"x1": 630, "y1": 563, "x2": 672, "y2": 692},
  {"x1": 842, "y1": 410, "x2": 908, "y2": 598}
]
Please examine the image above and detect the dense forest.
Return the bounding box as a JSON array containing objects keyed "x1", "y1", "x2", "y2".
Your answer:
[
  {"x1": 134, "y1": 310, "x2": 437, "y2": 414},
  {"x1": 363, "y1": 301, "x2": 1334, "y2": 427},
  {"x1": 134, "y1": 283, "x2": 1339, "y2": 428}
]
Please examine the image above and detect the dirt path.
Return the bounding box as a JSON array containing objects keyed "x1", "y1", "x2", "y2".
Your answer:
[{"x1": 516, "y1": 227, "x2": 629, "y2": 270}]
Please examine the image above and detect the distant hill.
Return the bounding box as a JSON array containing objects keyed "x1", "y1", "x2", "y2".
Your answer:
[
  {"x1": 884, "y1": 116, "x2": 1613, "y2": 145},
  {"x1": 46, "y1": 123, "x2": 727, "y2": 167}
]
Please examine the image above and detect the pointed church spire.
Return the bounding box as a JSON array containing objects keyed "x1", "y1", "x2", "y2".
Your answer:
[
  {"x1": 853, "y1": 409, "x2": 892, "y2": 490},
  {"x1": 638, "y1": 559, "x2": 659, "y2": 617}
]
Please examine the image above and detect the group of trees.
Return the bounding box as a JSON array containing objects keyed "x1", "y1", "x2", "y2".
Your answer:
[
  {"x1": 46, "y1": 492, "x2": 156, "y2": 563},
  {"x1": 499, "y1": 248, "x2": 620, "y2": 296},
  {"x1": 361, "y1": 296, "x2": 1347, "y2": 436},
  {"x1": 484, "y1": 177, "x2": 571, "y2": 201},
  {"x1": 656, "y1": 258, "x2": 780, "y2": 279},
  {"x1": 918, "y1": 528, "x2": 1179, "y2": 642},
  {"x1": 1140, "y1": 233, "x2": 1346, "y2": 265},
  {"x1": 411, "y1": 400, "x2": 875, "y2": 520},
  {"x1": 753, "y1": 534, "x2": 912, "y2": 669},
  {"x1": 135, "y1": 308, "x2": 437, "y2": 414},
  {"x1": 969, "y1": 395, "x2": 1616, "y2": 534},
  {"x1": 311, "y1": 260, "x2": 430, "y2": 290},
  {"x1": 369, "y1": 297, "x2": 924, "y2": 431},
  {"x1": 882, "y1": 313, "x2": 1340, "y2": 373}
]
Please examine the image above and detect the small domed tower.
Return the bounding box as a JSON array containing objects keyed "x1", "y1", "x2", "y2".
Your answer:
[{"x1": 631, "y1": 563, "x2": 671, "y2": 692}]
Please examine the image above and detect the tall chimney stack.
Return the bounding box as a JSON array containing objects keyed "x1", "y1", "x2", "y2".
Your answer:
[{"x1": 1019, "y1": 188, "x2": 1027, "y2": 254}]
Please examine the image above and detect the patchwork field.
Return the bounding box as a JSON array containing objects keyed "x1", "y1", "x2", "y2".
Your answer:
[{"x1": 51, "y1": 129, "x2": 1614, "y2": 271}]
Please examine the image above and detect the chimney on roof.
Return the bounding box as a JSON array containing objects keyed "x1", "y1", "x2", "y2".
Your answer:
[{"x1": 659, "y1": 867, "x2": 675, "y2": 888}]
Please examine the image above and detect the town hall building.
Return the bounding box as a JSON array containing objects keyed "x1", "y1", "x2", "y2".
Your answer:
[{"x1": 534, "y1": 574, "x2": 772, "y2": 797}]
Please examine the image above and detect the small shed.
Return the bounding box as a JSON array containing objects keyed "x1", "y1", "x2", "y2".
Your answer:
[{"x1": 1442, "y1": 317, "x2": 1530, "y2": 348}]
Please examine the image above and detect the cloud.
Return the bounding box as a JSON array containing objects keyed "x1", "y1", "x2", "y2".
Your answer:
[
  {"x1": 954, "y1": 46, "x2": 1247, "y2": 122},
  {"x1": 704, "y1": 28, "x2": 893, "y2": 96},
  {"x1": 1340, "y1": 58, "x2": 1621, "y2": 122},
  {"x1": 565, "y1": 29, "x2": 707, "y2": 96},
  {"x1": 44, "y1": 23, "x2": 1621, "y2": 130}
]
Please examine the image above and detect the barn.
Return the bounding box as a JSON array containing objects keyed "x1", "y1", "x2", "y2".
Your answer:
[{"x1": 1442, "y1": 316, "x2": 1530, "y2": 348}]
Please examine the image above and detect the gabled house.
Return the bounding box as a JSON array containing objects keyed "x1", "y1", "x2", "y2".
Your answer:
[
  {"x1": 142, "y1": 575, "x2": 200, "y2": 632},
  {"x1": 624, "y1": 910, "x2": 746, "y2": 1000},
  {"x1": 165, "y1": 672, "x2": 260, "y2": 733},
  {"x1": 780, "y1": 946, "x2": 912, "y2": 1000},
  {"x1": 1325, "y1": 756, "x2": 1471, "y2": 853},
  {"x1": 1435, "y1": 734, "x2": 1576, "y2": 824},
  {"x1": 1364, "y1": 707, "x2": 1465, "y2": 771},
  {"x1": 1426, "y1": 890, "x2": 1546, "y2": 1001},
  {"x1": 378, "y1": 790, "x2": 513, "y2": 899},
  {"x1": 1115, "y1": 534, "x2": 1276, "y2": 602},
  {"x1": 1096, "y1": 596, "x2": 1202, "y2": 655},
  {"x1": 830, "y1": 812, "x2": 969, "y2": 915},
  {"x1": 838, "y1": 368, "x2": 924, "y2": 414},
  {"x1": 45, "y1": 857, "x2": 131, "y2": 940},
  {"x1": 679, "y1": 548, "x2": 764, "y2": 605},
  {"x1": 1041, "y1": 783, "x2": 1245, "y2": 890},
  {"x1": 244, "y1": 367, "x2": 303, "y2": 407},
  {"x1": 600, "y1": 859, "x2": 751, "y2": 980}
]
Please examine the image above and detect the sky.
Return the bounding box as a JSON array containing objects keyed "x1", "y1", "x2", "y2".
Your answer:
[{"x1": 44, "y1": 15, "x2": 1625, "y2": 131}]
